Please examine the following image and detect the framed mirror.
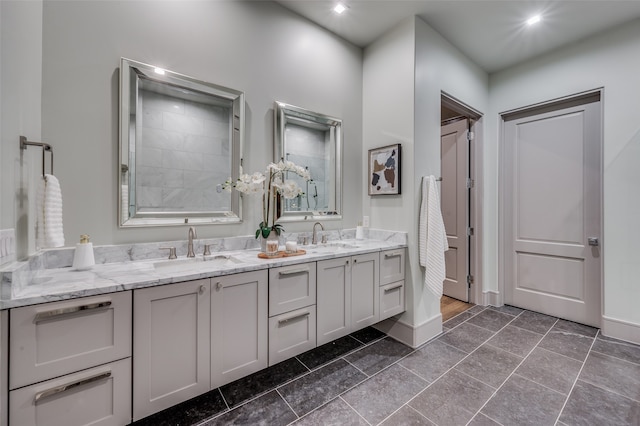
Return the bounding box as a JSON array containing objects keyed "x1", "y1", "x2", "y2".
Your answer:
[
  {"x1": 119, "y1": 58, "x2": 243, "y2": 227},
  {"x1": 274, "y1": 102, "x2": 342, "y2": 221}
]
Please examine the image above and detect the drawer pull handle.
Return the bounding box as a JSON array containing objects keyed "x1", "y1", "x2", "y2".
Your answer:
[
  {"x1": 279, "y1": 268, "x2": 309, "y2": 276},
  {"x1": 384, "y1": 252, "x2": 401, "y2": 259},
  {"x1": 278, "y1": 311, "x2": 310, "y2": 325},
  {"x1": 34, "y1": 371, "x2": 112, "y2": 404},
  {"x1": 384, "y1": 284, "x2": 403, "y2": 292},
  {"x1": 34, "y1": 301, "x2": 112, "y2": 322}
]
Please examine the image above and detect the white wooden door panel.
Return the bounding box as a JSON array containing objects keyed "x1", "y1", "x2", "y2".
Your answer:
[
  {"x1": 317, "y1": 258, "x2": 351, "y2": 346},
  {"x1": 211, "y1": 270, "x2": 268, "y2": 388},
  {"x1": 10, "y1": 292, "x2": 132, "y2": 390},
  {"x1": 503, "y1": 95, "x2": 601, "y2": 327},
  {"x1": 351, "y1": 252, "x2": 379, "y2": 329},
  {"x1": 133, "y1": 279, "x2": 210, "y2": 421},
  {"x1": 10, "y1": 358, "x2": 131, "y2": 426},
  {"x1": 441, "y1": 119, "x2": 469, "y2": 301}
]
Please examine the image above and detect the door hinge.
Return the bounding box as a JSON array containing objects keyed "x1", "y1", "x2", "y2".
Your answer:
[
  {"x1": 467, "y1": 131, "x2": 475, "y2": 141},
  {"x1": 466, "y1": 178, "x2": 475, "y2": 189},
  {"x1": 467, "y1": 275, "x2": 474, "y2": 286},
  {"x1": 467, "y1": 227, "x2": 474, "y2": 237}
]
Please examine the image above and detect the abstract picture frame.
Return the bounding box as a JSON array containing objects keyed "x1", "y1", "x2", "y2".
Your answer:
[{"x1": 368, "y1": 143, "x2": 401, "y2": 195}]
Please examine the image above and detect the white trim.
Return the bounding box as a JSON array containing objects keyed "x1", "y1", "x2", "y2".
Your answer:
[
  {"x1": 470, "y1": 118, "x2": 484, "y2": 306},
  {"x1": 374, "y1": 314, "x2": 442, "y2": 349},
  {"x1": 483, "y1": 290, "x2": 500, "y2": 307},
  {"x1": 440, "y1": 93, "x2": 484, "y2": 306},
  {"x1": 601, "y1": 315, "x2": 640, "y2": 345}
]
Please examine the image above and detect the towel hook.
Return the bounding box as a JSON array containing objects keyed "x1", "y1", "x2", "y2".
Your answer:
[{"x1": 20, "y1": 136, "x2": 53, "y2": 177}]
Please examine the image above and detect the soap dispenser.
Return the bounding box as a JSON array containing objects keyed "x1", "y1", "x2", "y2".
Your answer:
[{"x1": 72, "y1": 234, "x2": 95, "y2": 271}]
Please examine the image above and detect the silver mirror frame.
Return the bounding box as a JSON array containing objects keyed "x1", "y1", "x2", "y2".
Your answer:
[
  {"x1": 274, "y1": 101, "x2": 342, "y2": 222},
  {"x1": 119, "y1": 58, "x2": 243, "y2": 227}
]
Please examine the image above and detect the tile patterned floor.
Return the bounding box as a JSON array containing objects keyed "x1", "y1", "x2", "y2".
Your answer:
[{"x1": 131, "y1": 306, "x2": 640, "y2": 426}]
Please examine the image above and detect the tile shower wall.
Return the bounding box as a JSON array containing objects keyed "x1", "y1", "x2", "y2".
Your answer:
[
  {"x1": 136, "y1": 89, "x2": 231, "y2": 212},
  {"x1": 284, "y1": 124, "x2": 330, "y2": 211}
]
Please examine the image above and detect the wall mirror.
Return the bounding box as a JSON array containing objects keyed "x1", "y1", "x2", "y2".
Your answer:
[
  {"x1": 274, "y1": 101, "x2": 342, "y2": 221},
  {"x1": 119, "y1": 58, "x2": 243, "y2": 227}
]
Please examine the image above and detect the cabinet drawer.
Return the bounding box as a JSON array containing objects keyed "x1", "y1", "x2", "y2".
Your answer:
[
  {"x1": 380, "y1": 249, "x2": 405, "y2": 285},
  {"x1": 268, "y1": 306, "x2": 316, "y2": 366},
  {"x1": 380, "y1": 281, "x2": 405, "y2": 320},
  {"x1": 9, "y1": 358, "x2": 131, "y2": 426},
  {"x1": 10, "y1": 291, "x2": 132, "y2": 390},
  {"x1": 269, "y1": 263, "x2": 316, "y2": 317}
]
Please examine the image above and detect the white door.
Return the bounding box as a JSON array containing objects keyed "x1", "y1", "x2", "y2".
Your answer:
[
  {"x1": 441, "y1": 119, "x2": 469, "y2": 302},
  {"x1": 317, "y1": 257, "x2": 351, "y2": 346},
  {"x1": 211, "y1": 270, "x2": 268, "y2": 388},
  {"x1": 351, "y1": 252, "x2": 380, "y2": 329},
  {"x1": 503, "y1": 94, "x2": 602, "y2": 327},
  {"x1": 133, "y1": 279, "x2": 211, "y2": 421}
]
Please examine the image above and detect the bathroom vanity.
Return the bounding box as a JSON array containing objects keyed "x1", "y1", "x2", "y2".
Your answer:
[{"x1": 0, "y1": 232, "x2": 406, "y2": 425}]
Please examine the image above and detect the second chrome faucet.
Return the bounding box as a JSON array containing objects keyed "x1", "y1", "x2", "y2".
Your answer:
[
  {"x1": 312, "y1": 222, "x2": 324, "y2": 245},
  {"x1": 187, "y1": 226, "x2": 197, "y2": 258}
]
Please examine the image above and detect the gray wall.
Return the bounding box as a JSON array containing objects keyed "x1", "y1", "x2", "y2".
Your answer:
[
  {"x1": 1, "y1": 0, "x2": 362, "y2": 249},
  {"x1": 1, "y1": 0, "x2": 43, "y2": 258},
  {"x1": 363, "y1": 16, "x2": 489, "y2": 346}
]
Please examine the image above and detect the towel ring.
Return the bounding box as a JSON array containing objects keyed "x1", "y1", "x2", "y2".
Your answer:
[{"x1": 20, "y1": 136, "x2": 53, "y2": 177}]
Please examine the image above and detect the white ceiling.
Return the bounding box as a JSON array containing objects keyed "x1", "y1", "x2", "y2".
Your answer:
[{"x1": 276, "y1": 1, "x2": 640, "y2": 73}]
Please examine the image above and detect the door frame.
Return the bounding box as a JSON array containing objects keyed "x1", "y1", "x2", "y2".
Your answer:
[
  {"x1": 497, "y1": 89, "x2": 604, "y2": 319},
  {"x1": 441, "y1": 92, "x2": 484, "y2": 305}
]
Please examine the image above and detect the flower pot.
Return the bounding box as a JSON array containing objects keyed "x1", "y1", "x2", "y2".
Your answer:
[{"x1": 260, "y1": 232, "x2": 280, "y2": 256}]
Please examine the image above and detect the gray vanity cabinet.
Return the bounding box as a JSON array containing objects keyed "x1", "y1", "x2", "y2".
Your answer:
[
  {"x1": 133, "y1": 270, "x2": 268, "y2": 420},
  {"x1": 268, "y1": 264, "x2": 317, "y2": 366},
  {"x1": 9, "y1": 292, "x2": 132, "y2": 426},
  {"x1": 351, "y1": 252, "x2": 380, "y2": 329},
  {"x1": 317, "y1": 252, "x2": 380, "y2": 346},
  {"x1": 380, "y1": 248, "x2": 406, "y2": 320},
  {"x1": 211, "y1": 270, "x2": 268, "y2": 388},
  {"x1": 133, "y1": 279, "x2": 211, "y2": 421}
]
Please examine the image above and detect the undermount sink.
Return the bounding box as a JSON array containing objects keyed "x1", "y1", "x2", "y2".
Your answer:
[
  {"x1": 153, "y1": 255, "x2": 243, "y2": 271},
  {"x1": 305, "y1": 242, "x2": 360, "y2": 253}
]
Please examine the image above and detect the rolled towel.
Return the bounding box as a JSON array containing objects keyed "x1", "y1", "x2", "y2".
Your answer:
[{"x1": 36, "y1": 174, "x2": 65, "y2": 248}]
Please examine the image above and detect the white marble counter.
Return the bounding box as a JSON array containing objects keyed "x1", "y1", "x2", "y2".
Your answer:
[{"x1": 0, "y1": 229, "x2": 407, "y2": 310}]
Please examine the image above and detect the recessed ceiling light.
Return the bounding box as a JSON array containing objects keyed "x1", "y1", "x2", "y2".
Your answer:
[
  {"x1": 333, "y1": 3, "x2": 347, "y2": 14},
  {"x1": 154, "y1": 67, "x2": 166, "y2": 75},
  {"x1": 526, "y1": 14, "x2": 542, "y2": 26}
]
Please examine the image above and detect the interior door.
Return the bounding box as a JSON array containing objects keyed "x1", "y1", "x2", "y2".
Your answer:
[
  {"x1": 503, "y1": 94, "x2": 602, "y2": 327},
  {"x1": 441, "y1": 119, "x2": 469, "y2": 302}
]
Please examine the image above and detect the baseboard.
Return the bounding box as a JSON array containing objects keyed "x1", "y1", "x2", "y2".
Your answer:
[
  {"x1": 374, "y1": 313, "x2": 442, "y2": 349},
  {"x1": 601, "y1": 315, "x2": 640, "y2": 345},
  {"x1": 483, "y1": 290, "x2": 500, "y2": 307}
]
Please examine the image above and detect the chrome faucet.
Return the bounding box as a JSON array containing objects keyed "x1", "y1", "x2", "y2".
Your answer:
[
  {"x1": 187, "y1": 226, "x2": 197, "y2": 258},
  {"x1": 312, "y1": 222, "x2": 324, "y2": 245}
]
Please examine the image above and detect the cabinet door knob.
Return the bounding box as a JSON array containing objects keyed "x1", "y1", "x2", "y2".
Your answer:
[
  {"x1": 346, "y1": 260, "x2": 349, "y2": 265},
  {"x1": 216, "y1": 282, "x2": 222, "y2": 290},
  {"x1": 199, "y1": 285, "x2": 206, "y2": 295}
]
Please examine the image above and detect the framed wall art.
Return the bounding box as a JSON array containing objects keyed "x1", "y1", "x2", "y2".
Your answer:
[{"x1": 368, "y1": 143, "x2": 401, "y2": 195}]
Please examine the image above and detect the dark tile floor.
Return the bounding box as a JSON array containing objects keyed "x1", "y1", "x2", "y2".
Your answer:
[{"x1": 131, "y1": 306, "x2": 640, "y2": 426}]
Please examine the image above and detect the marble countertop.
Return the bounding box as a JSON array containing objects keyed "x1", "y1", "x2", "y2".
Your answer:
[{"x1": 0, "y1": 235, "x2": 407, "y2": 310}]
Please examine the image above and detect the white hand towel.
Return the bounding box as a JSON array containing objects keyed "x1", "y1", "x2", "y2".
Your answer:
[
  {"x1": 419, "y1": 176, "x2": 449, "y2": 297},
  {"x1": 37, "y1": 174, "x2": 65, "y2": 248}
]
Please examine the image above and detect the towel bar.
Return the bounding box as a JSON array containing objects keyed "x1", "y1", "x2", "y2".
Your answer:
[{"x1": 20, "y1": 136, "x2": 53, "y2": 176}]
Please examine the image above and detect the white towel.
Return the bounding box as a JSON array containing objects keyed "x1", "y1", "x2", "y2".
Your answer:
[
  {"x1": 419, "y1": 176, "x2": 449, "y2": 297},
  {"x1": 37, "y1": 174, "x2": 65, "y2": 248}
]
